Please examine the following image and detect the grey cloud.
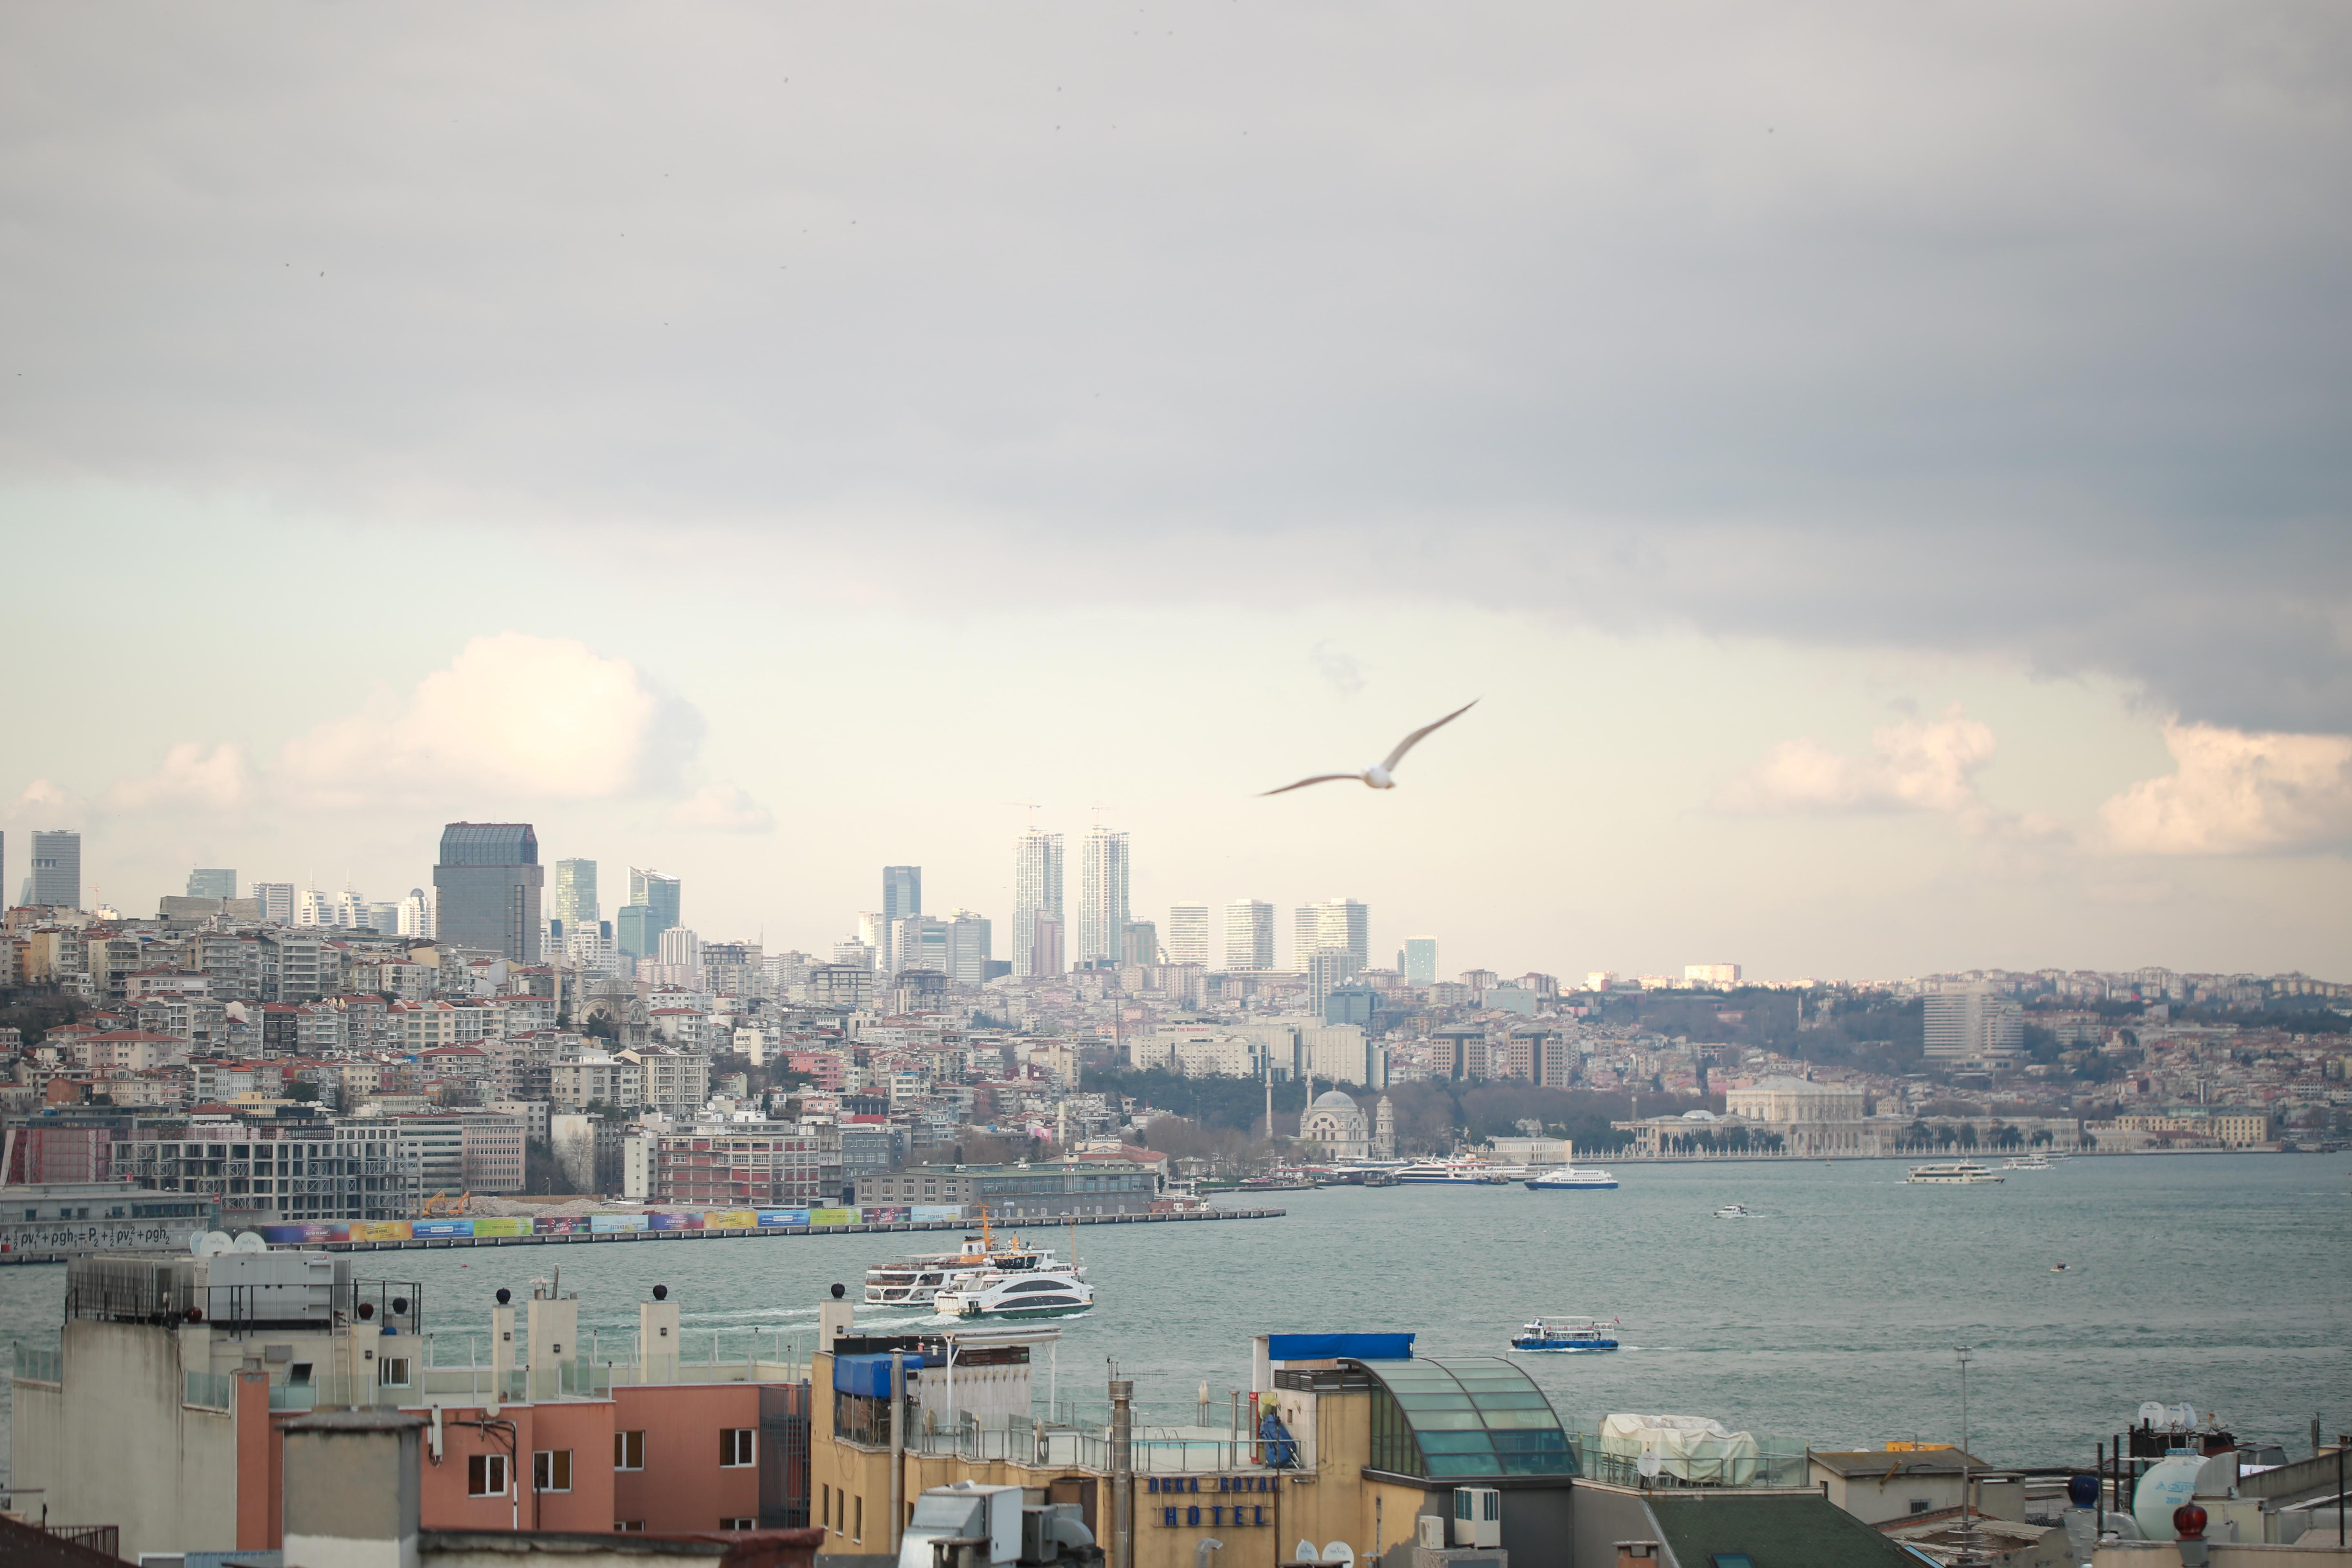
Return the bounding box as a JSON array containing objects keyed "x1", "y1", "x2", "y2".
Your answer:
[{"x1": 2, "y1": 3, "x2": 2349, "y2": 725}]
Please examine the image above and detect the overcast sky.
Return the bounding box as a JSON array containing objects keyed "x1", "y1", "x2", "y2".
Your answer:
[{"x1": 3, "y1": 2, "x2": 2349, "y2": 980}]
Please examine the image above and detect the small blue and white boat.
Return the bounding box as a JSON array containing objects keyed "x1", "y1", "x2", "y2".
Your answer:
[
  {"x1": 1510, "y1": 1316, "x2": 1620, "y2": 1353},
  {"x1": 1523, "y1": 1166, "x2": 1618, "y2": 1191}
]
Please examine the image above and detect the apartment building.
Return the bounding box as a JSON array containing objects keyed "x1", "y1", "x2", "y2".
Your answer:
[{"x1": 649, "y1": 1122, "x2": 842, "y2": 1208}]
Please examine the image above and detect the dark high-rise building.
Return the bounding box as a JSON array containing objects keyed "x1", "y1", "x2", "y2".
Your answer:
[
  {"x1": 187, "y1": 869, "x2": 237, "y2": 900},
  {"x1": 432, "y1": 822, "x2": 543, "y2": 960},
  {"x1": 29, "y1": 830, "x2": 81, "y2": 910}
]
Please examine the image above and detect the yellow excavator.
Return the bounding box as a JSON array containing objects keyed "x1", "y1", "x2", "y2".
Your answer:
[{"x1": 420, "y1": 1189, "x2": 472, "y2": 1217}]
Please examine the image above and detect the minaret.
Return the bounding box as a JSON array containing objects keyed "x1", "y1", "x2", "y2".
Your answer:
[{"x1": 1374, "y1": 1095, "x2": 1396, "y2": 1160}]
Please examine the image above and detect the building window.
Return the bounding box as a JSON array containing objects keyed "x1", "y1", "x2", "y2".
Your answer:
[
  {"x1": 615, "y1": 1521, "x2": 645, "y2": 1533},
  {"x1": 722, "y1": 1519, "x2": 755, "y2": 1531},
  {"x1": 821, "y1": 1486, "x2": 831, "y2": 1530},
  {"x1": 854, "y1": 1496, "x2": 863, "y2": 1541},
  {"x1": 377, "y1": 1356, "x2": 411, "y2": 1387},
  {"x1": 720, "y1": 1429, "x2": 755, "y2": 1467},
  {"x1": 469, "y1": 1454, "x2": 509, "y2": 1497},
  {"x1": 615, "y1": 1430, "x2": 646, "y2": 1470},
  {"x1": 534, "y1": 1450, "x2": 572, "y2": 1492}
]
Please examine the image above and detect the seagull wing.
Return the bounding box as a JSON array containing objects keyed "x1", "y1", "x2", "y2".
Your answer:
[
  {"x1": 1259, "y1": 773, "x2": 1360, "y2": 797},
  {"x1": 1381, "y1": 699, "x2": 1479, "y2": 773}
]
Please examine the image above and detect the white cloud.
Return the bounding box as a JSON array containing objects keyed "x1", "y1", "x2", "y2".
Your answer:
[
  {"x1": 670, "y1": 783, "x2": 774, "y2": 834},
  {"x1": 2098, "y1": 723, "x2": 2352, "y2": 854},
  {"x1": 1715, "y1": 711, "x2": 1998, "y2": 817},
  {"x1": 107, "y1": 741, "x2": 253, "y2": 812},
  {"x1": 2, "y1": 778, "x2": 81, "y2": 823},
  {"x1": 276, "y1": 633, "x2": 697, "y2": 808}
]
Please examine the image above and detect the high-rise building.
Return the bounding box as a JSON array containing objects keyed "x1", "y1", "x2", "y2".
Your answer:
[
  {"x1": 554, "y1": 859, "x2": 599, "y2": 929},
  {"x1": 1224, "y1": 900, "x2": 1275, "y2": 971},
  {"x1": 433, "y1": 822, "x2": 544, "y2": 961},
  {"x1": 1403, "y1": 937, "x2": 1439, "y2": 989},
  {"x1": 1028, "y1": 911, "x2": 1065, "y2": 979},
  {"x1": 28, "y1": 830, "x2": 80, "y2": 909},
  {"x1": 1013, "y1": 829, "x2": 1065, "y2": 979},
  {"x1": 946, "y1": 911, "x2": 993, "y2": 986},
  {"x1": 1923, "y1": 984, "x2": 2024, "y2": 1062},
  {"x1": 363, "y1": 901, "x2": 401, "y2": 934},
  {"x1": 1121, "y1": 921, "x2": 1158, "y2": 967},
  {"x1": 398, "y1": 889, "x2": 434, "y2": 938},
  {"x1": 1077, "y1": 828, "x2": 1131, "y2": 964},
  {"x1": 1300, "y1": 898, "x2": 1370, "y2": 972},
  {"x1": 893, "y1": 915, "x2": 949, "y2": 976},
  {"x1": 253, "y1": 882, "x2": 296, "y2": 925},
  {"x1": 1167, "y1": 902, "x2": 1212, "y2": 966},
  {"x1": 619, "y1": 868, "x2": 679, "y2": 959},
  {"x1": 882, "y1": 866, "x2": 922, "y2": 969},
  {"x1": 1292, "y1": 906, "x2": 1322, "y2": 970},
  {"x1": 186, "y1": 869, "x2": 236, "y2": 900}
]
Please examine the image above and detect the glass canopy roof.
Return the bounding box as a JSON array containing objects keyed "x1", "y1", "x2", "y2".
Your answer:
[{"x1": 1357, "y1": 1356, "x2": 1577, "y2": 1479}]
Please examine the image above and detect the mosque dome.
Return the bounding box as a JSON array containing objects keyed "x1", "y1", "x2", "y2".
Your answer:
[{"x1": 1314, "y1": 1089, "x2": 1359, "y2": 1108}]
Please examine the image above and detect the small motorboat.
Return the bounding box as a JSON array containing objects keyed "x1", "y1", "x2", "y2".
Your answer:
[
  {"x1": 1510, "y1": 1316, "x2": 1619, "y2": 1353},
  {"x1": 2051, "y1": 1261, "x2": 2070, "y2": 1272},
  {"x1": 1713, "y1": 1203, "x2": 1752, "y2": 1219}
]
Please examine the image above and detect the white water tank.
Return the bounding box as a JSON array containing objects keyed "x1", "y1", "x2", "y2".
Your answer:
[{"x1": 2134, "y1": 1453, "x2": 2205, "y2": 1540}]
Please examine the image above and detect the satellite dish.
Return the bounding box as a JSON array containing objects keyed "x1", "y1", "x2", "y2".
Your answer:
[
  {"x1": 2138, "y1": 1402, "x2": 2168, "y2": 1427},
  {"x1": 232, "y1": 1231, "x2": 267, "y2": 1253},
  {"x1": 191, "y1": 1232, "x2": 233, "y2": 1258},
  {"x1": 2171, "y1": 1403, "x2": 2199, "y2": 1430},
  {"x1": 1637, "y1": 1452, "x2": 1663, "y2": 1479},
  {"x1": 1321, "y1": 1544, "x2": 1355, "y2": 1566},
  {"x1": 1293, "y1": 1542, "x2": 1321, "y2": 1563}
]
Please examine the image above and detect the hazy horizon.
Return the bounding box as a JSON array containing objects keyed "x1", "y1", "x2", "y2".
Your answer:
[{"x1": 4, "y1": 3, "x2": 2349, "y2": 980}]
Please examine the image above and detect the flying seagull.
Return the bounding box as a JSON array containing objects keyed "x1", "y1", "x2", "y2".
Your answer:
[{"x1": 1261, "y1": 701, "x2": 1479, "y2": 795}]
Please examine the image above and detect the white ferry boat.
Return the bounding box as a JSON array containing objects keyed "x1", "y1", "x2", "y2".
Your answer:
[
  {"x1": 863, "y1": 1215, "x2": 1080, "y2": 1306},
  {"x1": 1395, "y1": 1160, "x2": 1513, "y2": 1185},
  {"x1": 1712, "y1": 1203, "x2": 1753, "y2": 1219},
  {"x1": 1906, "y1": 1161, "x2": 2005, "y2": 1185},
  {"x1": 1523, "y1": 1167, "x2": 1619, "y2": 1191},
  {"x1": 933, "y1": 1267, "x2": 1094, "y2": 1320},
  {"x1": 2003, "y1": 1154, "x2": 2053, "y2": 1172},
  {"x1": 1510, "y1": 1316, "x2": 1620, "y2": 1353}
]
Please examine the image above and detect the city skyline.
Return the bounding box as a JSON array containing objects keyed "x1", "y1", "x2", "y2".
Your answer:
[{"x1": 3, "y1": 7, "x2": 2349, "y2": 980}]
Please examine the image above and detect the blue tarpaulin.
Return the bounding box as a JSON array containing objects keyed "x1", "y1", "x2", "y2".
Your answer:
[
  {"x1": 1266, "y1": 1333, "x2": 1414, "y2": 1361},
  {"x1": 832, "y1": 1351, "x2": 935, "y2": 1396}
]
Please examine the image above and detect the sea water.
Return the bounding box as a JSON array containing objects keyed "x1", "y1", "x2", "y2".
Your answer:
[{"x1": 3, "y1": 1152, "x2": 2345, "y2": 1474}]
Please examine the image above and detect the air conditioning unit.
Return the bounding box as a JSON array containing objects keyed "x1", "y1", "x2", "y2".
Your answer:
[
  {"x1": 1417, "y1": 1515, "x2": 1446, "y2": 1550},
  {"x1": 1452, "y1": 1486, "x2": 1501, "y2": 1548}
]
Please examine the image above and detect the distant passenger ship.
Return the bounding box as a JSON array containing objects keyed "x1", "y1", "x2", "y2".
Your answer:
[
  {"x1": 1523, "y1": 1167, "x2": 1618, "y2": 1191},
  {"x1": 1906, "y1": 1161, "x2": 2005, "y2": 1185},
  {"x1": 1395, "y1": 1160, "x2": 1512, "y2": 1185}
]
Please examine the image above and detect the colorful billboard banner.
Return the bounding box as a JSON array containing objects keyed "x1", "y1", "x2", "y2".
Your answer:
[
  {"x1": 412, "y1": 1220, "x2": 474, "y2": 1238},
  {"x1": 261, "y1": 1222, "x2": 350, "y2": 1245},
  {"x1": 911, "y1": 1205, "x2": 965, "y2": 1223},
  {"x1": 588, "y1": 1213, "x2": 648, "y2": 1233},
  {"x1": 704, "y1": 1210, "x2": 759, "y2": 1231},
  {"x1": 862, "y1": 1206, "x2": 909, "y2": 1223},
  {"x1": 807, "y1": 1207, "x2": 859, "y2": 1227},
  {"x1": 646, "y1": 1211, "x2": 704, "y2": 1232},
  {"x1": 755, "y1": 1209, "x2": 810, "y2": 1227},
  {"x1": 471, "y1": 1217, "x2": 530, "y2": 1238},
  {"x1": 532, "y1": 1215, "x2": 584, "y2": 1234},
  {"x1": 347, "y1": 1221, "x2": 412, "y2": 1243}
]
